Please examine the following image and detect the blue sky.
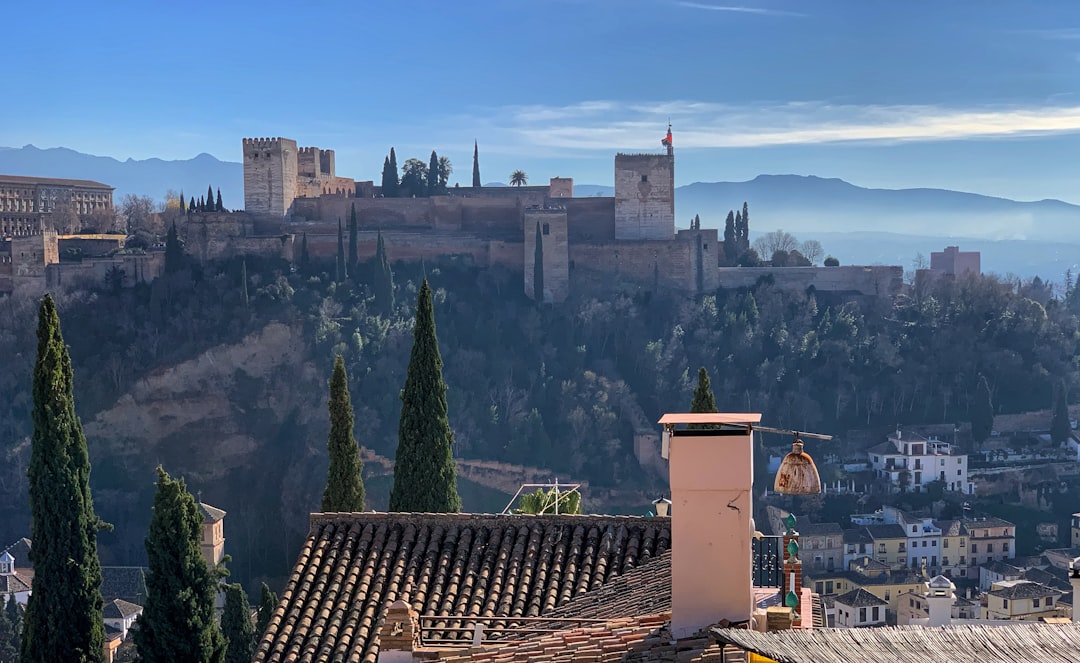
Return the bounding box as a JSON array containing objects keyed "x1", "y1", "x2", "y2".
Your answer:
[{"x1": 3, "y1": 0, "x2": 1079, "y2": 202}]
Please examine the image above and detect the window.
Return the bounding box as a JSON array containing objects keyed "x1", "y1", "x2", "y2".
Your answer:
[
  {"x1": 971, "y1": 544, "x2": 978, "y2": 553},
  {"x1": 1003, "y1": 542, "x2": 1010, "y2": 552},
  {"x1": 960, "y1": 539, "x2": 966, "y2": 548},
  {"x1": 885, "y1": 590, "x2": 891, "y2": 600},
  {"x1": 872, "y1": 606, "x2": 880, "y2": 621},
  {"x1": 1003, "y1": 599, "x2": 1009, "y2": 609},
  {"x1": 879, "y1": 543, "x2": 886, "y2": 553},
  {"x1": 542, "y1": 223, "x2": 550, "y2": 235},
  {"x1": 987, "y1": 544, "x2": 994, "y2": 553},
  {"x1": 922, "y1": 541, "x2": 928, "y2": 547},
  {"x1": 932, "y1": 540, "x2": 937, "y2": 547},
  {"x1": 1034, "y1": 598, "x2": 1040, "y2": 608},
  {"x1": 859, "y1": 607, "x2": 867, "y2": 622},
  {"x1": 825, "y1": 581, "x2": 833, "y2": 594},
  {"x1": 957, "y1": 469, "x2": 962, "y2": 475},
  {"x1": 943, "y1": 557, "x2": 949, "y2": 566},
  {"x1": 941, "y1": 459, "x2": 946, "y2": 466},
  {"x1": 1048, "y1": 597, "x2": 1054, "y2": 606},
  {"x1": 641, "y1": 175, "x2": 648, "y2": 182},
  {"x1": 899, "y1": 543, "x2": 906, "y2": 552},
  {"x1": 943, "y1": 539, "x2": 949, "y2": 549},
  {"x1": 912, "y1": 526, "x2": 918, "y2": 533}
]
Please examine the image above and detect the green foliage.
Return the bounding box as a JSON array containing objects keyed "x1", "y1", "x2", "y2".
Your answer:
[
  {"x1": 254, "y1": 582, "x2": 278, "y2": 640},
  {"x1": 322, "y1": 356, "x2": 365, "y2": 512},
  {"x1": 723, "y1": 210, "x2": 737, "y2": 265},
  {"x1": 23, "y1": 294, "x2": 106, "y2": 663},
  {"x1": 5, "y1": 595, "x2": 21, "y2": 659},
  {"x1": 348, "y1": 204, "x2": 359, "y2": 277},
  {"x1": 189, "y1": 195, "x2": 196, "y2": 212},
  {"x1": 0, "y1": 599, "x2": 16, "y2": 663},
  {"x1": 427, "y1": 151, "x2": 440, "y2": 196},
  {"x1": 221, "y1": 584, "x2": 254, "y2": 663},
  {"x1": 299, "y1": 233, "x2": 310, "y2": 275},
  {"x1": 510, "y1": 170, "x2": 527, "y2": 187},
  {"x1": 472, "y1": 140, "x2": 481, "y2": 188},
  {"x1": 533, "y1": 222, "x2": 544, "y2": 303},
  {"x1": 1051, "y1": 380, "x2": 1070, "y2": 443},
  {"x1": 382, "y1": 148, "x2": 400, "y2": 197},
  {"x1": 135, "y1": 466, "x2": 225, "y2": 663},
  {"x1": 216, "y1": 188, "x2": 224, "y2": 212},
  {"x1": 240, "y1": 260, "x2": 249, "y2": 308},
  {"x1": 517, "y1": 487, "x2": 582, "y2": 514},
  {"x1": 971, "y1": 375, "x2": 994, "y2": 444},
  {"x1": 207, "y1": 185, "x2": 215, "y2": 212},
  {"x1": 689, "y1": 367, "x2": 718, "y2": 429},
  {"x1": 824, "y1": 255, "x2": 840, "y2": 267},
  {"x1": 335, "y1": 218, "x2": 347, "y2": 284},
  {"x1": 389, "y1": 279, "x2": 461, "y2": 512},
  {"x1": 399, "y1": 159, "x2": 428, "y2": 198},
  {"x1": 164, "y1": 222, "x2": 184, "y2": 274},
  {"x1": 372, "y1": 232, "x2": 395, "y2": 315}
]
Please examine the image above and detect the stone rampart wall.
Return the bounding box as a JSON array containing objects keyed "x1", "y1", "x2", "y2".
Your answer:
[
  {"x1": 565, "y1": 198, "x2": 616, "y2": 241},
  {"x1": 57, "y1": 234, "x2": 125, "y2": 257},
  {"x1": 716, "y1": 265, "x2": 903, "y2": 296},
  {"x1": 46, "y1": 253, "x2": 164, "y2": 290}
]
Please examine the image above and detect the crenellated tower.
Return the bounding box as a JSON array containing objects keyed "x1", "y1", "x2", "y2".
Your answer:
[
  {"x1": 243, "y1": 137, "x2": 299, "y2": 217},
  {"x1": 613, "y1": 125, "x2": 675, "y2": 240}
]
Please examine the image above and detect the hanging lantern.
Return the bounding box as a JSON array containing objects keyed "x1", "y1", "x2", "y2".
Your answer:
[{"x1": 773, "y1": 435, "x2": 822, "y2": 495}]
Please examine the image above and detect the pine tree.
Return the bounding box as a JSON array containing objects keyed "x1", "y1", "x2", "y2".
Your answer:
[
  {"x1": 299, "y1": 232, "x2": 311, "y2": 275},
  {"x1": 1051, "y1": 380, "x2": 1071, "y2": 443},
  {"x1": 240, "y1": 260, "x2": 249, "y2": 308},
  {"x1": 336, "y1": 218, "x2": 347, "y2": 283},
  {"x1": 23, "y1": 295, "x2": 106, "y2": 663},
  {"x1": 971, "y1": 375, "x2": 994, "y2": 444},
  {"x1": 389, "y1": 279, "x2": 461, "y2": 512},
  {"x1": 135, "y1": 466, "x2": 225, "y2": 663},
  {"x1": 472, "y1": 140, "x2": 481, "y2": 188},
  {"x1": 373, "y1": 231, "x2": 395, "y2": 315},
  {"x1": 216, "y1": 188, "x2": 224, "y2": 212},
  {"x1": 427, "y1": 151, "x2": 439, "y2": 196},
  {"x1": 221, "y1": 584, "x2": 254, "y2": 663},
  {"x1": 322, "y1": 355, "x2": 366, "y2": 512},
  {"x1": 723, "y1": 210, "x2": 737, "y2": 264},
  {"x1": 254, "y1": 582, "x2": 278, "y2": 640},
  {"x1": 6, "y1": 594, "x2": 21, "y2": 658},
  {"x1": 689, "y1": 367, "x2": 719, "y2": 430},
  {"x1": 165, "y1": 221, "x2": 184, "y2": 274},
  {"x1": 348, "y1": 203, "x2": 359, "y2": 277},
  {"x1": 533, "y1": 222, "x2": 545, "y2": 303},
  {"x1": 0, "y1": 602, "x2": 17, "y2": 663}
]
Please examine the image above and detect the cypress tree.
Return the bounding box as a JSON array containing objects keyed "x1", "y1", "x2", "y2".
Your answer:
[
  {"x1": 336, "y1": 218, "x2": 347, "y2": 283},
  {"x1": 389, "y1": 279, "x2": 461, "y2": 512},
  {"x1": 299, "y1": 232, "x2": 310, "y2": 275},
  {"x1": 689, "y1": 367, "x2": 718, "y2": 430},
  {"x1": 6, "y1": 594, "x2": 21, "y2": 658},
  {"x1": 134, "y1": 466, "x2": 225, "y2": 663},
  {"x1": 180, "y1": 191, "x2": 186, "y2": 214},
  {"x1": 1051, "y1": 380, "x2": 1071, "y2": 443},
  {"x1": 240, "y1": 260, "x2": 249, "y2": 308},
  {"x1": 190, "y1": 195, "x2": 197, "y2": 212},
  {"x1": 198, "y1": 195, "x2": 205, "y2": 212},
  {"x1": 322, "y1": 355, "x2": 366, "y2": 512},
  {"x1": 207, "y1": 185, "x2": 215, "y2": 211},
  {"x1": 723, "y1": 210, "x2": 737, "y2": 264},
  {"x1": 348, "y1": 203, "x2": 359, "y2": 277},
  {"x1": 254, "y1": 582, "x2": 278, "y2": 639},
  {"x1": 427, "y1": 150, "x2": 439, "y2": 196},
  {"x1": 971, "y1": 375, "x2": 994, "y2": 445},
  {"x1": 165, "y1": 221, "x2": 183, "y2": 274},
  {"x1": 0, "y1": 602, "x2": 16, "y2": 663},
  {"x1": 472, "y1": 140, "x2": 481, "y2": 188},
  {"x1": 221, "y1": 584, "x2": 254, "y2": 663},
  {"x1": 740, "y1": 201, "x2": 751, "y2": 253},
  {"x1": 23, "y1": 294, "x2": 106, "y2": 663},
  {"x1": 734, "y1": 210, "x2": 744, "y2": 254},
  {"x1": 216, "y1": 188, "x2": 224, "y2": 212},
  {"x1": 383, "y1": 149, "x2": 399, "y2": 197},
  {"x1": 373, "y1": 231, "x2": 395, "y2": 315},
  {"x1": 533, "y1": 222, "x2": 544, "y2": 303}
]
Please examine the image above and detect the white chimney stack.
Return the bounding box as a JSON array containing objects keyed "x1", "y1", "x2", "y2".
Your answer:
[
  {"x1": 925, "y1": 575, "x2": 955, "y2": 627},
  {"x1": 660, "y1": 412, "x2": 761, "y2": 639}
]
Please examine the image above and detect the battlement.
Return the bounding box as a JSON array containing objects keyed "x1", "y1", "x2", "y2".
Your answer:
[
  {"x1": 242, "y1": 137, "x2": 297, "y2": 153},
  {"x1": 615, "y1": 153, "x2": 673, "y2": 160},
  {"x1": 525, "y1": 206, "x2": 567, "y2": 214},
  {"x1": 298, "y1": 146, "x2": 320, "y2": 155}
]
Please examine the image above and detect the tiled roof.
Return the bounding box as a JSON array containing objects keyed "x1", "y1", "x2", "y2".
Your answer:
[
  {"x1": 1023, "y1": 567, "x2": 1072, "y2": 592},
  {"x1": 863, "y1": 524, "x2": 907, "y2": 540},
  {"x1": 798, "y1": 523, "x2": 843, "y2": 538},
  {"x1": 981, "y1": 560, "x2": 1022, "y2": 576},
  {"x1": 198, "y1": 502, "x2": 226, "y2": 523},
  {"x1": 255, "y1": 513, "x2": 671, "y2": 663},
  {"x1": 960, "y1": 517, "x2": 1014, "y2": 531},
  {"x1": 866, "y1": 442, "x2": 895, "y2": 455},
  {"x1": 101, "y1": 566, "x2": 147, "y2": 604},
  {"x1": 103, "y1": 598, "x2": 143, "y2": 619},
  {"x1": 714, "y1": 622, "x2": 1080, "y2": 662},
  {"x1": 834, "y1": 588, "x2": 887, "y2": 608},
  {"x1": 988, "y1": 581, "x2": 1062, "y2": 600},
  {"x1": 543, "y1": 551, "x2": 671, "y2": 620},
  {"x1": 0, "y1": 174, "x2": 113, "y2": 189},
  {"x1": 2, "y1": 538, "x2": 32, "y2": 568},
  {"x1": 842, "y1": 529, "x2": 872, "y2": 545},
  {"x1": 933, "y1": 520, "x2": 966, "y2": 537},
  {"x1": 0, "y1": 570, "x2": 33, "y2": 594}
]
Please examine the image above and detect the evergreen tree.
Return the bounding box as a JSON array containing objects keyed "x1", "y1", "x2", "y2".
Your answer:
[
  {"x1": 207, "y1": 185, "x2": 215, "y2": 212},
  {"x1": 741, "y1": 201, "x2": 750, "y2": 252},
  {"x1": 254, "y1": 582, "x2": 278, "y2": 639},
  {"x1": 336, "y1": 218, "x2": 347, "y2": 283},
  {"x1": 6, "y1": 595, "x2": 21, "y2": 659},
  {"x1": 348, "y1": 203, "x2": 359, "y2": 277},
  {"x1": 1051, "y1": 380, "x2": 1071, "y2": 443},
  {"x1": 221, "y1": 584, "x2": 254, "y2": 663},
  {"x1": 389, "y1": 279, "x2": 461, "y2": 512},
  {"x1": 23, "y1": 295, "x2": 106, "y2": 663},
  {"x1": 240, "y1": 260, "x2": 249, "y2": 308},
  {"x1": 180, "y1": 191, "x2": 186, "y2": 214},
  {"x1": 299, "y1": 232, "x2": 310, "y2": 275},
  {"x1": 427, "y1": 150, "x2": 439, "y2": 196},
  {"x1": 0, "y1": 601, "x2": 16, "y2": 663},
  {"x1": 216, "y1": 188, "x2": 224, "y2": 212},
  {"x1": 198, "y1": 195, "x2": 205, "y2": 212},
  {"x1": 689, "y1": 367, "x2": 719, "y2": 430},
  {"x1": 734, "y1": 210, "x2": 744, "y2": 254},
  {"x1": 381, "y1": 148, "x2": 399, "y2": 197},
  {"x1": 971, "y1": 375, "x2": 994, "y2": 445},
  {"x1": 165, "y1": 222, "x2": 184, "y2": 274},
  {"x1": 373, "y1": 231, "x2": 395, "y2": 315},
  {"x1": 322, "y1": 355, "x2": 366, "y2": 512},
  {"x1": 134, "y1": 466, "x2": 225, "y2": 663},
  {"x1": 472, "y1": 140, "x2": 481, "y2": 188},
  {"x1": 190, "y1": 196, "x2": 197, "y2": 212},
  {"x1": 533, "y1": 222, "x2": 544, "y2": 303},
  {"x1": 723, "y1": 210, "x2": 737, "y2": 264}
]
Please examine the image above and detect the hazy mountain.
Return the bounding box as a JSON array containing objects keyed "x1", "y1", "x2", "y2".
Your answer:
[{"x1": 0, "y1": 144, "x2": 243, "y2": 208}]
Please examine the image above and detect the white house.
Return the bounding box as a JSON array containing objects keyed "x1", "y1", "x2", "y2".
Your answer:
[
  {"x1": 103, "y1": 598, "x2": 143, "y2": 640},
  {"x1": 868, "y1": 430, "x2": 972, "y2": 494},
  {"x1": 833, "y1": 587, "x2": 887, "y2": 628},
  {"x1": 0, "y1": 550, "x2": 32, "y2": 606}
]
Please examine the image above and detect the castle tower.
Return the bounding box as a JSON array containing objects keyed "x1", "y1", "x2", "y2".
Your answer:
[
  {"x1": 242, "y1": 137, "x2": 298, "y2": 218},
  {"x1": 523, "y1": 207, "x2": 569, "y2": 303},
  {"x1": 613, "y1": 125, "x2": 675, "y2": 240},
  {"x1": 197, "y1": 501, "x2": 226, "y2": 570}
]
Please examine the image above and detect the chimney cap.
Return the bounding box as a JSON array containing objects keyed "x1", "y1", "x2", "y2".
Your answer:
[{"x1": 658, "y1": 413, "x2": 761, "y2": 426}]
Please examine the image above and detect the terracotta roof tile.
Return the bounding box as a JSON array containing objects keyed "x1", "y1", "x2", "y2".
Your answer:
[{"x1": 254, "y1": 513, "x2": 670, "y2": 663}]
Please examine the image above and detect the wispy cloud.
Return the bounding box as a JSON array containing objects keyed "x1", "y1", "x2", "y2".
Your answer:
[
  {"x1": 457, "y1": 101, "x2": 1080, "y2": 153},
  {"x1": 676, "y1": 2, "x2": 805, "y2": 17}
]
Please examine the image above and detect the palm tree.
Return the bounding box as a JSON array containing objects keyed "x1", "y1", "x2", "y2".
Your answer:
[
  {"x1": 509, "y1": 170, "x2": 528, "y2": 187},
  {"x1": 438, "y1": 156, "x2": 453, "y2": 188}
]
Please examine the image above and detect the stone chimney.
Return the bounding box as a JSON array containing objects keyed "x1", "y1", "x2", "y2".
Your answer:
[
  {"x1": 378, "y1": 599, "x2": 420, "y2": 662},
  {"x1": 925, "y1": 575, "x2": 955, "y2": 627},
  {"x1": 1071, "y1": 558, "x2": 1080, "y2": 623},
  {"x1": 660, "y1": 412, "x2": 761, "y2": 639}
]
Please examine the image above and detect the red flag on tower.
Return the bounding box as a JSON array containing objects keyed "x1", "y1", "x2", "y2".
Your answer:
[{"x1": 661, "y1": 124, "x2": 673, "y2": 148}]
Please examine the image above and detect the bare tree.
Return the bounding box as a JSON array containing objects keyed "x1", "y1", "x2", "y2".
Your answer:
[
  {"x1": 753, "y1": 229, "x2": 799, "y2": 259},
  {"x1": 120, "y1": 194, "x2": 161, "y2": 236},
  {"x1": 48, "y1": 197, "x2": 81, "y2": 234},
  {"x1": 800, "y1": 239, "x2": 824, "y2": 265}
]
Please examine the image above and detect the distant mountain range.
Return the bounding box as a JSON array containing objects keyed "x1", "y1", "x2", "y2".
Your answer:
[{"x1": 2, "y1": 145, "x2": 1077, "y2": 279}]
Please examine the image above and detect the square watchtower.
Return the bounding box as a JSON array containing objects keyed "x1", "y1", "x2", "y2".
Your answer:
[
  {"x1": 613, "y1": 152, "x2": 675, "y2": 240},
  {"x1": 243, "y1": 137, "x2": 299, "y2": 218}
]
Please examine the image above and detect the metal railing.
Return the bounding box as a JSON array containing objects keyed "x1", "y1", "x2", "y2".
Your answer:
[
  {"x1": 417, "y1": 615, "x2": 610, "y2": 647},
  {"x1": 752, "y1": 535, "x2": 783, "y2": 588}
]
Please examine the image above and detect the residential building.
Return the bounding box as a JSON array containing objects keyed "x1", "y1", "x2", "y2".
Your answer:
[
  {"x1": 868, "y1": 430, "x2": 972, "y2": 494},
  {"x1": 980, "y1": 560, "x2": 1023, "y2": 592},
  {"x1": 103, "y1": 599, "x2": 142, "y2": 640},
  {"x1": 960, "y1": 516, "x2": 1016, "y2": 570},
  {"x1": 935, "y1": 519, "x2": 970, "y2": 579},
  {"x1": 0, "y1": 549, "x2": 32, "y2": 605},
  {"x1": 800, "y1": 522, "x2": 844, "y2": 572},
  {"x1": 863, "y1": 524, "x2": 909, "y2": 569},
  {"x1": 899, "y1": 514, "x2": 943, "y2": 573},
  {"x1": 833, "y1": 588, "x2": 887, "y2": 628},
  {"x1": 842, "y1": 528, "x2": 874, "y2": 569},
  {"x1": 807, "y1": 557, "x2": 927, "y2": 616},
  {"x1": 984, "y1": 580, "x2": 1064, "y2": 620},
  {"x1": 1072, "y1": 512, "x2": 1080, "y2": 547}
]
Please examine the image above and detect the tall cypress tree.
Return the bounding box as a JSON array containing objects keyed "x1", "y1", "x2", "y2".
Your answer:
[
  {"x1": 254, "y1": 582, "x2": 278, "y2": 639},
  {"x1": 427, "y1": 150, "x2": 439, "y2": 196},
  {"x1": 971, "y1": 375, "x2": 994, "y2": 445},
  {"x1": 383, "y1": 149, "x2": 399, "y2": 197},
  {"x1": 689, "y1": 367, "x2": 718, "y2": 430},
  {"x1": 373, "y1": 231, "x2": 395, "y2": 315},
  {"x1": 348, "y1": 203, "x2": 359, "y2": 278},
  {"x1": 180, "y1": 191, "x2": 186, "y2": 214},
  {"x1": 472, "y1": 140, "x2": 481, "y2": 188},
  {"x1": 23, "y1": 294, "x2": 106, "y2": 663},
  {"x1": 240, "y1": 260, "x2": 249, "y2": 308},
  {"x1": 389, "y1": 279, "x2": 461, "y2": 512},
  {"x1": 723, "y1": 210, "x2": 737, "y2": 264},
  {"x1": 336, "y1": 218, "x2": 347, "y2": 283},
  {"x1": 216, "y1": 188, "x2": 224, "y2": 212},
  {"x1": 135, "y1": 466, "x2": 225, "y2": 663},
  {"x1": 207, "y1": 185, "x2": 215, "y2": 211},
  {"x1": 0, "y1": 602, "x2": 17, "y2": 663},
  {"x1": 299, "y1": 232, "x2": 310, "y2": 275},
  {"x1": 190, "y1": 195, "x2": 197, "y2": 212},
  {"x1": 740, "y1": 201, "x2": 751, "y2": 253},
  {"x1": 221, "y1": 584, "x2": 254, "y2": 663},
  {"x1": 165, "y1": 221, "x2": 184, "y2": 274},
  {"x1": 1051, "y1": 380, "x2": 1071, "y2": 443},
  {"x1": 322, "y1": 355, "x2": 366, "y2": 512},
  {"x1": 533, "y1": 222, "x2": 544, "y2": 303},
  {"x1": 6, "y1": 594, "x2": 21, "y2": 658}
]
